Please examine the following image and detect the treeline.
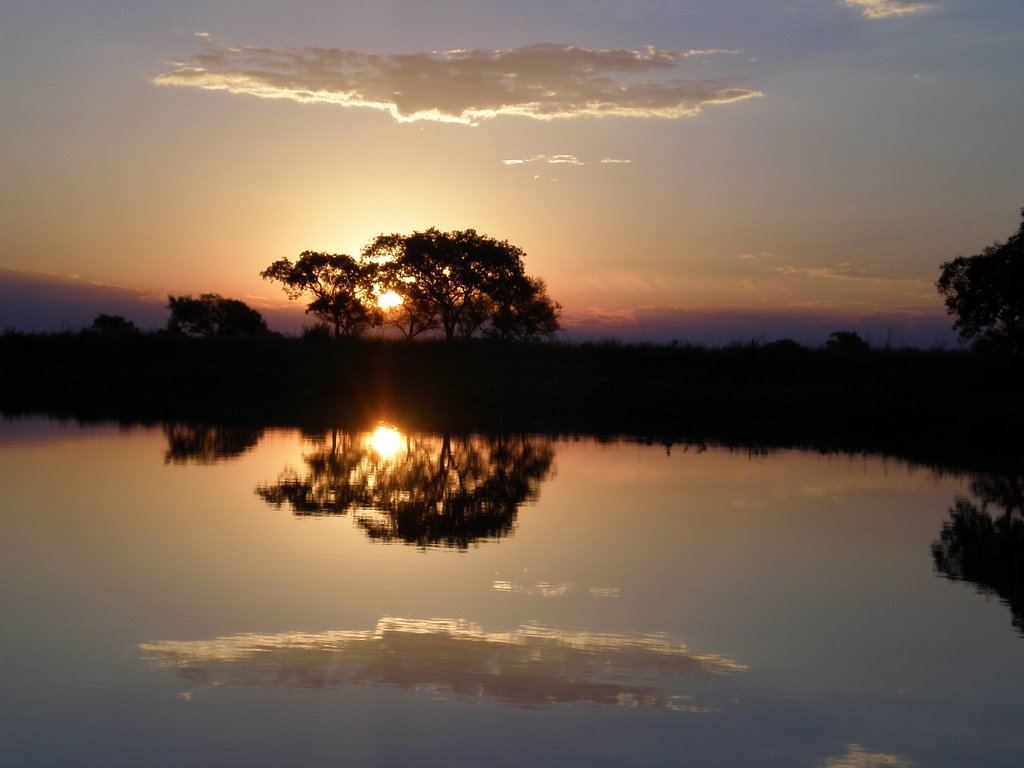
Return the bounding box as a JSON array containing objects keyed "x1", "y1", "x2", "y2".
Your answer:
[{"x1": 2, "y1": 330, "x2": 1022, "y2": 473}]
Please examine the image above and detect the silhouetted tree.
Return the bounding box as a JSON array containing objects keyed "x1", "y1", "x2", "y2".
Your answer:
[
  {"x1": 363, "y1": 228, "x2": 559, "y2": 342},
  {"x1": 89, "y1": 314, "x2": 138, "y2": 335},
  {"x1": 167, "y1": 294, "x2": 269, "y2": 337},
  {"x1": 932, "y1": 473, "x2": 1024, "y2": 634},
  {"x1": 825, "y1": 330, "x2": 870, "y2": 352},
  {"x1": 261, "y1": 252, "x2": 377, "y2": 338},
  {"x1": 487, "y1": 276, "x2": 562, "y2": 342},
  {"x1": 937, "y1": 208, "x2": 1024, "y2": 354}
]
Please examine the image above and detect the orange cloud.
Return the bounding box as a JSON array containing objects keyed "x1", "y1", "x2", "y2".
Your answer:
[{"x1": 155, "y1": 42, "x2": 761, "y2": 125}]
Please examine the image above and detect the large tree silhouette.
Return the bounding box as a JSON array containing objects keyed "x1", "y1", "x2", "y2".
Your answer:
[
  {"x1": 363, "y1": 228, "x2": 560, "y2": 342},
  {"x1": 937, "y1": 208, "x2": 1024, "y2": 353},
  {"x1": 255, "y1": 429, "x2": 555, "y2": 548}
]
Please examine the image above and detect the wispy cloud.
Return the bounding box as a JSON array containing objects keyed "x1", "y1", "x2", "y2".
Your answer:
[
  {"x1": 774, "y1": 263, "x2": 931, "y2": 287},
  {"x1": 155, "y1": 41, "x2": 761, "y2": 125},
  {"x1": 843, "y1": 0, "x2": 934, "y2": 19},
  {"x1": 503, "y1": 154, "x2": 585, "y2": 166},
  {"x1": 502, "y1": 154, "x2": 631, "y2": 167}
]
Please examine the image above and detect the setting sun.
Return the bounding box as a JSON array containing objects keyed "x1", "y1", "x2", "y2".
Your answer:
[{"x1": 377, "y1": 291, "x2": 403, "y2": 310}]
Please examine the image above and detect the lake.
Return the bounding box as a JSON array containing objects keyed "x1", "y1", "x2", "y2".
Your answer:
[{"x1": 1, "y1": 418, "x2": 1021, "y2": 767}]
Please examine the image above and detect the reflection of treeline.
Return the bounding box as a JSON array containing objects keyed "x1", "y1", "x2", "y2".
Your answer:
[
  {"x1": 933, "y1": 474, "x2": 1024, "y2": 634},
  {"x1": 2, "y1": 331, "x2": 1023, "y2": 472},
  {"x1": 163, "y1": 423, "x2": 264, "y2": 464},
  {"x1": 255, "y1": 431, "x2": 554, "y2": 548}
]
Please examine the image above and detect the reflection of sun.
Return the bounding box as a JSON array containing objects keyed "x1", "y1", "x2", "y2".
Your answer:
[
  {"x1": 369, "y1": 426, "x2": 402, "y2": 458},
  {"x1": 377, "y1": 291, "x2": 403, "y2": 310}
]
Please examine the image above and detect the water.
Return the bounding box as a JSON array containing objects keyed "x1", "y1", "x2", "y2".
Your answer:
[{"x1": 1, "y1": 418, "x2": 1021, "y2": 767}]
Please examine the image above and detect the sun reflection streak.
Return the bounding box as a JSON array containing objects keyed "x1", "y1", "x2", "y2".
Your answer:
[{"x1": 368, "y1": 425, "x2": 402, "y2": 459}]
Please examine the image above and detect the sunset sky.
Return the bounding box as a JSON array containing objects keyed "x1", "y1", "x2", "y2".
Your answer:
[{"x1": 2, "y1": 1, "x2": 1022, "y2": 343}]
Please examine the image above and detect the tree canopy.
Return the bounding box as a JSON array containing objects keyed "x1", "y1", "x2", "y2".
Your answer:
[
  {"x1": 363, "y1": 228, "x2": 561, "y2": 342},
  {"x1": 262, "y1": 229, "x2": 561, "y2": 342},
  {"x1": 937, "y1": 209, "x2": 1024, "y2": 353},
  {"x1": 261, "y1": 251, "x2": 377, "y2": 338},
  {"x1": 166, "y1": 294, "x2": 269, "y2": 337}
]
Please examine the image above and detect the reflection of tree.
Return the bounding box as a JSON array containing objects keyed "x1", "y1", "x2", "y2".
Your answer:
[
  {"x1": 932, "y1": 474, "x2": 1024, "y2": 634},
  {"x1": 255, "y1": 430, "x2": 555, "y2": 548},
  {"x1": 163, "y1": 423, "x2": 264, "y2": 464}
]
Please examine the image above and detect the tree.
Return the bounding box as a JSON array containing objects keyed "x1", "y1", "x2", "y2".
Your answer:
[
  {"x1": 89, "y1": 314, "x2": 138, "y2": 335},
  {"x1": 487, "y1": 276, "x2": 562, "y2": 342},
  {"x1": 937, "y1": 209, "x2": 1024, "y2": 353},
  {"x1": 261, "y1": 252, "x2": 376, "y2": 338},
  {"x1": 825, "y1": 330, "x2": 870, "y2": 353},
  {"x1": 167, "y1": 294, "x2": 268, "y2": 337},
  {"x1": 363, "y1": 228, "x2": 559, "y2": 342}
]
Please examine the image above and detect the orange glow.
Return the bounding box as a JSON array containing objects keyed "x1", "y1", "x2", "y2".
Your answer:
[
  {"x1": 377, "y1": 290, "x2": 403, "y2": 310},
  {"x1": 368, "y1": 425, "x2": 402, "y2": 458}
]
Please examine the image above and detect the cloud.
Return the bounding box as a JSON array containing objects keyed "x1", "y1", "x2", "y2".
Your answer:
[
  {"x1": 155, "y1": 41, "x2": 761, "y2": 125},
  {"x1": 502, "y1": 154, "x2": 631, "y2": 167},
  {"x1": 503, "y1": 154, "x2": 585, "y2": 166},
  {"x1": 843, "y1": 0, "x2": 934, "y2": 19},
  {"x1": 774, "y1": 263, "x2": 933, "y2": 291}
]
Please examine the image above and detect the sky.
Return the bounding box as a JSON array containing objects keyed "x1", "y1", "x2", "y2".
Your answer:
[{"x1": 2, "y1": 1, "x2": 1022, "y2": 344}]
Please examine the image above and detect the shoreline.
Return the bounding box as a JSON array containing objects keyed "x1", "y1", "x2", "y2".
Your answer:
[{"x1": 3, "y1": 332, "x2": 1022, "y2": 473}]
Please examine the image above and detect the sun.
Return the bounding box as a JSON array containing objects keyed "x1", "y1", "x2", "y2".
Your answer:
[
  {"x1": 377, "y1": 290, "x2": 403, "y2": 310},
  {"x1": 368, "y1": 425, "x2": 402, "y2": 458}
]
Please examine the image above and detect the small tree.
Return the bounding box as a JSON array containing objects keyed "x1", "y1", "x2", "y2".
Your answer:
[
  {"x1": 825, "y1": 331, "x2": 870, "y2": 353},
  {"x1": 90, "y1": 314, "x2": 139, "y2": 335},
  {"x1": 937, "y1": 209, "x2": 1024, "y2": 353},
  {"x1": 167, "y1": 294, "x2": 268, "y2": 337},
  {"x1": 261, "y1": 252, "x2": 376, "y2": 338}
]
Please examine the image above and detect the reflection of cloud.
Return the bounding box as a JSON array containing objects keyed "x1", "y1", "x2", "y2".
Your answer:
[
  {"x1": 491, "y1": 582, "x2": 621, "y2": 598},
  {"x1": 155, "y1": 42, "x2": 761, "y2": 125},
  {"x1": 822, "y1": 744, "x2": 913, "y2": 767},
  {"x1": 843, "y1": 0, "x2": 933, "y2": 19},
  {"x1": 140, "y1": 617, "x2": 746, "y2": 710},
  {"x1": 493, "y1": 580, "x2": 574, "y2": 597}
]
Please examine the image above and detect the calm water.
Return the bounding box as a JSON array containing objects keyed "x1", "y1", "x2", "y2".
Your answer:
[{"x1": 1, "y1": 418, "x2": 1021, "y2": 767}]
